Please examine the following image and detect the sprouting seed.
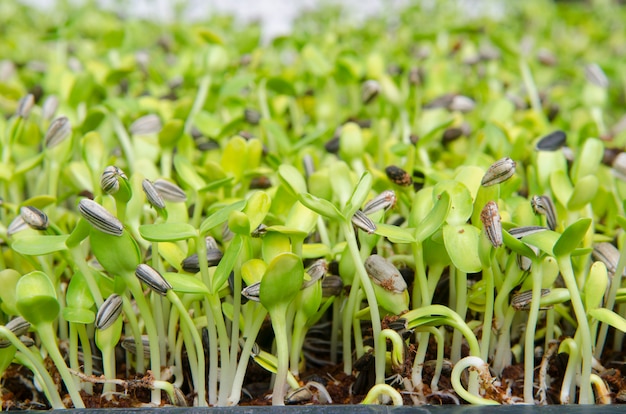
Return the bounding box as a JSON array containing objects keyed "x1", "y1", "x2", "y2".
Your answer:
[
  {"x1": 95, "y1": 294, "x2": 123, "y2": 330},
  {"x1": 321, "y1": 275, "x2": 343, "y2": 297},
  {"x1": 585, "y1": 63, "x2": 609, "y2": 88},
  {"x1": 129, "y1": 114, "x2": 162, "y2": 135},
  {"x1": 592, "y1": 242, "x2": 620, "y2": 276},
  {"x1": 302, "y1": 259, "x2": 328, "y2": 288},
  {"x1": 507, "y1": 226, "x2": 548, "y2": 239},
  {"x1": 481, "y1": 157, "x2": 516, "y2": 187},
  {"x1": 153, "y1": 179, "x2": 187, "y2": 202},
  {"x1": 7, "y1": 215, "x2": 28, "y2": 236},
  {"x1": 241, "y1": 282, "x2": 261, "y2": 302},
  {"x1": 351, "y1": 210, "x2": 377, "y2": 234},
  {"x1": 385, "y1": 165, "x2": 412, "y2": 187},
  {"x1": 251, "y1": 223, "x2": 268, "y2": 238},
  {"x1": 136, "y1": 264, "x2": 172, "y2": 296},
  {"x1": 100, "y1": 166, "x2": 128, "y2": 195},
  {"x1": 535, "y1": 130, "x2": 567, "y2": 152},
  {"x1": 286, "y1": 386, "x2": 313, "y2": 404},
  {"x1": 531, "y1": 195, "x2": 557, "y2": 230},
  {"x1": 16, "y1": 94, "x2": 35, "y2": 118},
  {"x1": 44, "y1": 116, "x2": 71, "y2": 148},
  {"x1": 41, "y1": 95, "x2": 59, "y2": 121},
  {"x1": 78, "y1": 198, "x2": 124, "y2": 236},
  {"x1": 364, "y1": 254, "x2": 407, "y2": 293},
  {"x1": 511, "y1": 289, "x2": 551, "y2": 310},
  {"x1": 121, "y1": 335, "x2": 151, "y2": 359},
  {"x1": 0, "y1": 317, "x2": 31, "y2": 348},
  {"x1": 480, "y1": 201, "x2": 502, "y2": 248},
  {"x1": 142, "y1": 179, "x2": 166, "y2": 210},
  {"x1": 19, "y1": 206, "x2": 49, "y2": 231},
  {"x1": 361, "y1": 80, "x2": 381, "y2": 104},
  {"x1": 244, "y1": 108, "x2": 261, "y2": 125},
  {"x1": 363, "y1": 190, "x2": 396, "y2": 215}
]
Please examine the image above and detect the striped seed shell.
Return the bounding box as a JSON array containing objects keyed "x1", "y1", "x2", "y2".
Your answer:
[
  {"x1": 129, "y1": 114, "x2": 162, "y2": 135},
  {"x1": 41, "y1": 95, "x2": 59, "y2": 121},
  {"x1": 20, "y1": 206, "x2": 49, "y2": 231},
  {"x1": 135, "y1": 264, "x2": 172, "y2": 295},
  {"x1": 302, "y1": 259, "x2": 328, "y2": 288},
  {"x1": 535, "y1": 130, "x2": 567, "y2": 152},
  {"x1": 44, "y1": 116, "x2": 71, "y2": 148},
  {"x1": 363, "y1": 190, "x2": 396, "y2": 215},
  {"x1": 181, "y1": 243, "x2": 224, "y2": 273},
  {"x1": 142, "y1": 179, "x2": 166, "y2": 210},
  {"x1": 351, "y1": 210, "x2": 377, "y2": 234},
  {"x1": 364, "y1": 254, "x2": 407, "y2": 293},
  {"x1": 321, "y1": 275, "x2": 343, "y2": 297},
  {"x1": 361, "y1": 80, "x2": 381, "y2": 104},
  {"x1": 251, "y1": 223, "x2": 268, "y2": 238},
  {"x1": 95, "y1": 294, "x2": 123, "y2": 330},
  {"x1": 385, "y1": 165, "x2": 412, "y2": 187},
  {"x1": 78, "y1": 199, "x2": 124, "y2": 236},
  {"x1": 244, "y1": 108, "x2": 261, "y2": 125},
  {"x1": 153, "y1": 179, "x2": 187, "y2": 202},
  {"x1": 511, "y1": 289, "x2": 551, "y2": 310},
  {"x1": 121, "y1": 335, "x2": 151, "y2": 359},
  {"x1": 0, "y1": 317, "x2": 30, "y2": 348},
  {"x1": 16, "y1": 94, "x2": 35, "y2": 118},
  {"x1": 449, "y1": 95, "x2": 475, "y2": 112},
  {"x1": 302, "y1": 154, "x2": 315, "y2": 179},
  {"x1": 7, "y1": 215, "x2": 28, "y2": 236},
  {"x1": 242, "y1": 282, "x2": 261, "y2": 302},
  {"x1": 508, "y1": 226, "x2": 548, "y2": 239},
  {"x1": 480, "y1": 201, "x2": 502, "y2": 248},
  {"x1": 286, "y1": 386, "x2": 313, "y2": 404},
  {"x1": 481, "y1": 157, "x2": 516, "y2": 186},
  {"x1": 592, "y1": 242, "x2": 620, "y2": 276},
  {"x1": 100, "y1": 166, "x2": 127, "y2": 195},
  {"x1": 531, "y1": 195, "x2": 557, "y2": 230}
]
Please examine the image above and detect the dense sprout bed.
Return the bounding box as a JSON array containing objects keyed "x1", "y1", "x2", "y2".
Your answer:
[{"x1": 2, "y1": 0, "x2": 626, "y2": 408}]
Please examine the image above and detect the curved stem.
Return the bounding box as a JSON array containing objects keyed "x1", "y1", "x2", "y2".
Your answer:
[
  {"x1": 450, "y1": 356, "x2": 499, "y2": 406},
  {"x1": 360, "y1": 384, "x2": 403, "y2": 405}
]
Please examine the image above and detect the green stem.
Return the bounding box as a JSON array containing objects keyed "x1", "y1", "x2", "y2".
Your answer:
[
  {"x1": 185, "y1": 75, "x2": 211, "y2": 134},
  {"x1": 269, "y1": 307, "x2": 290, "y2": 406},
  {"x1": 76, "y1": 323, "x2": 93, "y2": 394},
  {"x1": 524, "y1": 257, "x2": 543, "y2": 403},
  {"x1": 121, "y1": 295, "x2": 145, "y2": 374},
  {"x1": 111, "y1": 114, "x2": 135, "y2": 174},
  {"x1": 481, "y1": 264, "x2": 495, "y2": 364}
]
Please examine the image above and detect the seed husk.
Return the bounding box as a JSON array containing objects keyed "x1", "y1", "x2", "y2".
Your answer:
[
  {"x1": 251, "y1": 223, "x2": 268, "y2": 238},
  {"x1": 181, "y1": 238, "x2": 223, "y2": 272},
  {"x1": 95, "y1": 294, "x2": 123, "y2": 330},
  {"x1": 351, "y1": 210, "x2": 377, "y2": 234},
  {"x1": 100, "y1": 166, "x2": 128, "y2": 195},
  {"x1": 302, "y1": 259, "x2": 328, "y2": 288},
  {"x1": 121, "y1": 335, "x2": 151, "y2": 359},
  {"x1": 321, "y1": 275, "x2": 343, "y2": 297},
  {"x1": 16, "y1": 93, "x2": 35, "y2": 118},
  {"x1": 78, "y1": 198, "x2": 124, "y2": 236},
  {"x1": 7, "y1": 215, "x2": 28, "y2": 236},
  {"x1": 302, "y1": 154, "x2": 315, "y2": 179},
  {"x1": 385, "y1": 165, "x2": 412, "y2": 187},
  {"x1": 511, "y1": 289, "x2": 551, "y2": 310},
  {"x1": 364, "y1": 254, "x2": 407, "y2": 293},
  {"x1": 449, "y1": 95, "x2": 475, "y2": 112},
  {"x1": 41, "y1": 95, "x2": 59, "y2": 121},
  {"x1": 592, "y1": 242, "x2": 620, "y2": 276},
  {"x1": 44, "y1": 116, "x2": 72, "y2": 148},
  {"x1": 508, "y1": 226, "x2": 548, "y2": 239},
  {"x1": 241, "y1": 282, "x2": 261, "y2": 302},
  {"x1": 531, "y1": 195, "x2": 558, "y2": 230},
  {"x1": 153, "y1": 179, "x2": 187, "y2": 202},
  {"x1": 244, "y1": 108, "x2": 261, "y2": 125},
  {"x1": 286, "y1": 386, "x2": 313, "y2": 404},
  {"x1": 585, "y1": 63, "x2": 609, "y2": 88},
  {"x1": 480, "y1": 201, "x2": 502, "y2": 248},
  {"x1": 611, "y1": 152, "x2": 626, "y2": 181},
  {"x1": 0, "y1": 317, "x2": 31, "y2": 348},
  {"x1": 142, "y1": 179, "x2": 166, "y2": 210},
  {"x1": 481, "y1": 157, "x2": 516, "y2": 187},
  {"x1": 19, "y1": 206, "x2": 49, "y2": 231},
  {"x1": 361, "y1": 79, "x2": 381, "y2": 104},
  {"x1": 535, "y1": 130, "x2": 567, "y2": 151},
  {"x1": 362, "y1": 190, "x2": 396, "y2": 215},
  {"x1": 129, "y1": 114, "x2": 162, "y2": 135},
  {"x1": 135, "y1": 264, "x2": 172, "y2": 296},
  {"x1": 516, "y1": 254, "x2": 532, "y2": 271}
]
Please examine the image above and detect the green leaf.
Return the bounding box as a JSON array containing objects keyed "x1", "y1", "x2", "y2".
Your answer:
[
  {"x1": 584, "y1": 261, "x2": 608, "y2": 310},
  {"x1": 65, "y1": 271, "x2": 95, "y2": 311},
  {"x1": 589, "y1": 308, "x2": 626, "y2": 333},
  {"x1": 298, "y1": 192, "x2": 343, "y2": 221},
  {"x1": 374, "y1": 223, "x2": 416, "y2": 243},
  {"x1": 90, "y1": 230, "x2": 141, "y2": 275},
  {"x1": 433, "y1": 180, "x2": 473, "y2": 226},
  {"x1": 415, "y1": 191, "x2": 451, "y2": 242},
  {"x1": 199, "y1": 199, "x2": 246, "y2": 235},
  {"x1": 442, "y1": 224, "x2": 482, "y2": 273},
  {"x1": 16, "y1": 271, "x2": 59, "y2": 326},
  {"x1": 502, "y1": 231, "x2": 536, "y2": 258},
  {"x1": 567, "y1": 175, "x2": 599, "y2": 210},
  {"x1": 553, "y1": 218, "x2": 592, "y2": 257},
  {"x1": 158, "y1": 119, "x2": 184, "y2": 148},
  {"x1": 198, "y1": 176, "x2": 234, "y2": 193},
  {"x1": 11, "y1": 235, "x2": 69, "y2": 256},
  {"x1": 277, "y1": 164, "x2": 307, "y2": 197},
  {"x1": 20, "y1": 195, "x2": 56, "y2": 209},
  {"x1": 243, "y1": 191, "x2": 271, "y2": 231},
  {"x1": 164, "y1": 272, "x2": 210, "y2": 295},
  {"x1": 15, "y1": 153, "x2": 44, "y2": 176},
  {"x1": 260, "y1": 253, "x2": 304, "y2": 309},
  {"x1": 521, "y1": 230, "x2": 560, "y2": 257},
  {"x1": 266, "y1": 77, "x2": 296, "y2": 96},
  {"x1": 139, "y1": 223, "x2": 197, "y2": 242},
  {"x1": 549, "y1": 170, "x2": 574, "y2": 207},
  {"x1": 62, "y1": 307, "x2": 95, "y2": 324},
  {"x1": 330, "y1": 162, "x2": 354, "y2": 208},
  {"x1": 174, "y1": 154, "x2": 206, "y2": 190},
  {"x1": 343, "y1": 171, "x2": 372, "y2": 218},
  {"x1": 211, "y1": 235, "x2": 244, "y2": 294}
]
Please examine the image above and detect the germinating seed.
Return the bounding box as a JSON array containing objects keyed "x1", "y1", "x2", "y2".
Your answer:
[
  {"x1": 0, "y1": 317, "x2": 30, "y2": 348},
  {"x1": 142, "y1": 179, "x2": 166, "y2": 210},
  {"x1": 361, "y1": 79, "x2": 381, "y2": 104},
  {"x1": 100, "y1": 166, "x2": 127, "y2": 194},
  {"x1": 364, "y1": 254, "x2": 407, "y2": 293},
  {"x1": 153, "y1": 179, "x2": 187, "y2": 202},
  {"x1": 78, "y1": 198, "x2": 124, "y2": 236},
  {"x1": 241, "y1": 282, "x2": 261, "y2": 302},
  {"x1": 531, "y1": 195, "x2": 558, "y2": 230},
  {"x1": 285, "y1": 386, "x2": 313, "y2": 404},
  {"x1": 44, "y1": 116, "x2": 71, "y2": 148},
  {"x1": 511, "y1": 289, "x2": 551, "y2": 310},
  {"x1": 385, "y1": 165, "x2": 412, "y2": 187},
  {"x1": 135, "y1": 264, "x2": 172, "y2": 295},
  {"x1": 20, "y1": 206, "x2": 48, "y2": 231},
  {"x1": 362, "y1": 190, "x2": 396, "y2": 215},
  {"x1": 95, "y1": 294, "x2": 123, "y2": 330},
  {"x1": 481, "y1": 157, "x2": 516, "y2": 186},
  {"x1": 480, "y1": 201, "x2": 502, "y2": 248},
  {"x1": 535, "y1": 130, "x2": 567, "y2": 151},
  {"x1": 508, "y1": 226, "x2": 548, "y2": 239},
  {"x1": 129, "y1": 114, "x2": 162, "y2": 135},
  {"x1": 15, "y1": 93, "x2": 35, "y2": 118},
  {"x1": 351, "y1": 209, "x2": 377, "y2": 234}
]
